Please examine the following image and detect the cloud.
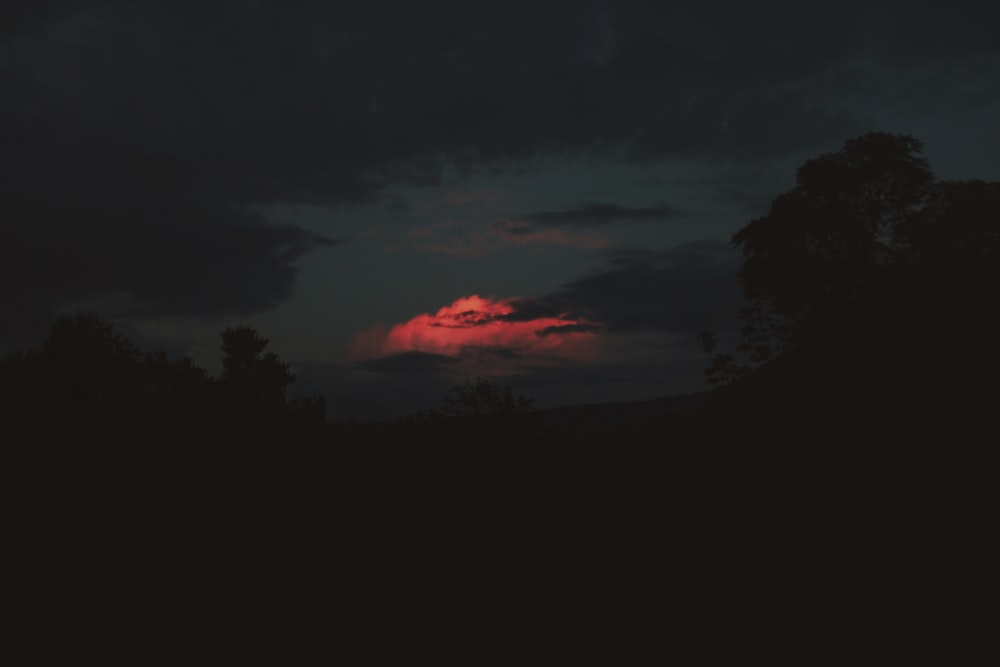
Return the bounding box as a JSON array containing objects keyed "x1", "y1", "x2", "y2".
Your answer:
[
  {"x1": 511, "y1": 240, "x2": 744, "y2": 335},
  {"x1": 410, "y1": 220, "x2": 609, "y2": 256},
  {"x1": 483, "y1": 201, "x2": 681, "y2": 251},
  {"x1": 9, "y1": 3, "x2": 990, "y2": 207},
  {"x1": 6, "y1": 2, "x2": 996, "y2": 199},
  {"x1": 535, "y1": 323, "x2": 604, "y2": 337},
  {"x1": 359, "y1": 351, "x2": 461, "y2": 375},
  {"x1": 439, "y1": 191, "x2": 498, "y2": 207},
  {"x1": 492, "y1": 225, "x2": 611, "y2": 250},
  {"x1": 517, "y1": 202, "x2": 682, "y2": 227},
  {"x1": 352, "y1": 295, "x2": 599, "y2": 360},
  {"x1": 348, "y1": 241, "x2": 742, "y2": 409},
  {"x1": 3, "y1": 0, "x2": 997, "y2": 345},
  {"x1": 0, "y1": 197, "x2": 337, "y2": 345}
]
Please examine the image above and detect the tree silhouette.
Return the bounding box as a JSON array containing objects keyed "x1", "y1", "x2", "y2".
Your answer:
[
  {"x1": 41, "y1": 313, "x2": 143, "y2": 399},
  {"x1": 731, "y1": 133, "x2": 934, "y2": 364},
  {"x1": 898, "y1": 179, "x2": 1000, "y2": 272},
  {"x1": 219, "y1": 326, "x2": 296, "y2": 414},
  {"x1": 389, "y1": 378, "x2": 540, "y2": 444},
  {"x1": 0, "y1": 315, "x2": 333, "y2": 442},
  {"x1": 440, "y1": 378, "x2": 536, "y2": 418},
  {"x1": 702, "y1": 132, "x2": 999, "y2": 440},
  {"x1": 704, "y1": 133, "x2": 997, "y2": 374}
]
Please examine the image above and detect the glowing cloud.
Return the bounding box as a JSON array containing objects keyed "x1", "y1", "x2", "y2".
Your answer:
[{"x1": 353, "y1": 295, "x2": 599, "y2": 360}]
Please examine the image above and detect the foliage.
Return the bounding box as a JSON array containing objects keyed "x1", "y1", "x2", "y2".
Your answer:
[
  {"x1": 703, "y1": 132, "x2": 1000, "y2": 386},
  {"x1": 220, "y1": 325, "x2": 297, "y2": 412},
  {"x1": 698, "y1": 331, "x2": 746, "y2": 387},
  {"x1": 387, "y1": 378, "x2": 541, "y2": 443},
  {"x1": 439, "y1": 377, "x2": 536, "y2": 418},
  {"x1": 0, "y1": 314, "x2": 325, "y2": 441}
]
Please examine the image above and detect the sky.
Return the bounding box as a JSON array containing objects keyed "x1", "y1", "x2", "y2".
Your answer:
[{"x1": 3, "y1": 0, "x2": 999, "y2": 419}]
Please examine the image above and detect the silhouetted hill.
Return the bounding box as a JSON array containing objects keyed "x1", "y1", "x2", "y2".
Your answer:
[{"x1": 539, "y1": 391, "x2": 714, "y2": 433}]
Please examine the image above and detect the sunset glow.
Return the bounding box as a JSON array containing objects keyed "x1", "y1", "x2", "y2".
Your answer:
[{"x1": 353, "y1": 295, "x2": 599, "y2": 359}]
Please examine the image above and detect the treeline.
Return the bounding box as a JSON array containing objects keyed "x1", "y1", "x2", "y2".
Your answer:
[
  {"x1": 3, "y1": 132, "x2": 997, "y2": 451},
  {"x1": 0, "y1": 313, "x2": 712, "y2": 448},
  {"x1": 699, "y1": 133, "x2": 999, "y2": 448},
  {"x1": 0, "y1": 315, "x2": 328, "y2": 444},
  {"x1": 0, "y1": 313, "x2": 575, "y2": 446}
]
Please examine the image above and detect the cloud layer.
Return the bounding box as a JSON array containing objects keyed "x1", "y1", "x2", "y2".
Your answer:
[
  {"x1": 507, "y1": 240, "x2": 744, "y2": 335},
  {"x1": 516, "y1": 203, "x2": 682, "y2": 228},
  {"x1": 3, "y1": 0, "x2": 997, "y2": 346}
]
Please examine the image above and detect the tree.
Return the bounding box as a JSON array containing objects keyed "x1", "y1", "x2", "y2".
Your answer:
[
  {"x1": 439, "y1": 377, "x2": 536, "y2": 418},
  {"x1": 702, "y1": 131, "x2": 999, "y2": 437},
  {"x1": 729, "y1": 132, "x2": 935, "y2": 365},
  {"x1": 897, "y1": 179, "x2": 1000, "y2": 272},
  {"x1": 19, "y1": 313, "x2": 151, "y2": 411},
  {"x1": 219, "y1": 326, "x2": 296, "y2": 412},
  {"x1": 0, "y1": 315, "x2": 330, "y2": 440}
]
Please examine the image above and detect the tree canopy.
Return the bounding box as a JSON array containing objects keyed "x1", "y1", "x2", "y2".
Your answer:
[
  {"x1": 703, "y1": 132, "x2": 999, "y2": 439},
  {"x1": 706, "y1": 133, "x2": 997, "y2": 372},
  {"x1": 220, "y1": 325, "x2": 297, "y2": 413},
  {"x1": 0, "y1": 315, "x2": 324, "y2": 442}
]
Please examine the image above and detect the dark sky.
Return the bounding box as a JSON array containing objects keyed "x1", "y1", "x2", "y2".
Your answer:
[{"x1": 3, "y1": 0, "x2": 999, "y2": 418}]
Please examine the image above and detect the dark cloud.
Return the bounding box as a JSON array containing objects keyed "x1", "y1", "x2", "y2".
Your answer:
[
  {"x1": 535, "y1": 323, "x2": 604, "y2": 338},
  {"x1": 0, "y1": 195, "x2": 336, "y2": 346},
  {"x1": 502, "y1": 356, "x2": 712, "y2": 407},
  {"x1": 359, "y1": 351, "x2": 460, "y2": 375},
  {"x1": 515, "y1": 202, "x2": 682, "y2": 228},
  {"x1": 427, "y1": 310, "x2": 502, "y2": 328},
  {"x1": 8, "y1": 1, "x2": 994, "y2": 205},
  {"x1": 716, "y1": 185, "x2": 781, "y2": 217},
  {"x1": 497, "y1": 300, "x2": 566, "y2": 323},
  {"x1": 3, "y1": 0, "x2": 997, "y2": 344},
  {"x1": 515, "y1": 240, "x2": 744, "y2": 335}
]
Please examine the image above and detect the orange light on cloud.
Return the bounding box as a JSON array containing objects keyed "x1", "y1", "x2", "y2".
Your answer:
[{"x1": 352, "y1": 295, "x2": 599, "y2": 360}]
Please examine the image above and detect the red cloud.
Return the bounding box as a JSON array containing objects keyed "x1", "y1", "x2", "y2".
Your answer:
[{"x1": 352, "y1": 295, "x2": 599, "y2": 360}]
